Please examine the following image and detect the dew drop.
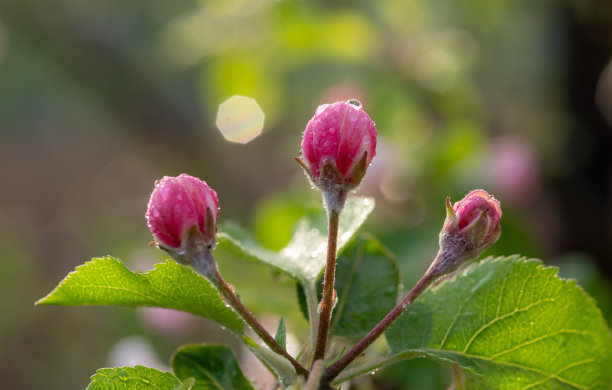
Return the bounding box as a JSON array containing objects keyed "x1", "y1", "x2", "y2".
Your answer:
[{"x1": 347, "y1": 99, "x2": 361, "y2": 108}]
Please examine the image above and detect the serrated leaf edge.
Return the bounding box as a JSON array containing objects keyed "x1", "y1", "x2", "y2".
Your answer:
[
  {"x1": 87, "y1": 365, "x2": 181, "y2": 388},
  {"x1": 385, "y1": 256, "x2": 612, "y2": 389}
]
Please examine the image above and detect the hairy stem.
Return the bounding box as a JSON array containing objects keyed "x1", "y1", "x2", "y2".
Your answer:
[
  {"x1": 325, "y1": 255, "x2": 441, "y2": 380},
  {"x1": 305, "y1": 360, "x2": 325, "y2": 390},
  {"x1": 193, "y1": 251, "x2": 309, "y2": 377},
  {"x1": 449, "y1": 362, "x2": 466, "y2": 390},
  {"x1": 312, "y1": 210, "x2": 340, "y2": 364}
]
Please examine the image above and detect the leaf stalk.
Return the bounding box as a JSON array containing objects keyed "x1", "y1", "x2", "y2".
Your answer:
[{"x1": 193, "y1": 251, "x2": 309, "y2": 377}]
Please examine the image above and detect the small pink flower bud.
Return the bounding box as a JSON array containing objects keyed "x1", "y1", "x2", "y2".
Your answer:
[
  {"x1": 145, "y1": 174, "x2": 219, "y2": 259},
  {"x1": 297, "y1": 100, "x2": 377, "y2": 212},
  {"x1": 444, "y1": 189, "x2": 502, "y2": 246},
  {"x1": 429, "y1": 190, "x2": 502, "y2": 278}
]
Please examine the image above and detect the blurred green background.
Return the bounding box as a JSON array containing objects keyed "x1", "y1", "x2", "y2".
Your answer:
[{"x1": 1, "y1": 0, "x2": 611, "y2": 388}]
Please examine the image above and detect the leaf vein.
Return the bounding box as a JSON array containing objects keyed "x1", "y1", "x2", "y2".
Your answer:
[
  {"x1": 519, "y1": 358, "x2": 597, "y2": 390},
  {"x1": 416, "y1": 348, "x2": 589, "y2": 390},
  {"x1": 439, "y1": 303, "x2": 464, "y2": 349},
  {"x1": 496, "y1": 277, "x2": 506, "y2": 318},
  {"x1": 488, "y1": 329, "x2": 595, "y2": 360},
  {"x1": 181, "y1": 354, "x2": 225, "y2": 389},
  {"x1": 554, "y1": 357, "x2": 598, "y2": 376},
  {"x1": 462, "y1": 298, "x2": 555, "y2": 353},
  {"x1": 516, "y1": 266, "x2": 534, "y2": 308},
  {"x1": 70, "y1": 284, "x2": 163, "y2": 305}
]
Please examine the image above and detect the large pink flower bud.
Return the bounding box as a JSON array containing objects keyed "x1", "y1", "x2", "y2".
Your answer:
[
  {"x1": 145, "y1": 174, "x2": 219, "y2": 260},
  {"x1": 429, "y1": 190, "x2": 502, "y2": 278},
  {"x1": 298, "y1": 100, "x2": 377, "y2": 212}
]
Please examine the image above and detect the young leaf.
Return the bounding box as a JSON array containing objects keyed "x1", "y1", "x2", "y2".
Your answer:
[
  {"x1": 36, "y1": 257, "x2": 243, "y2": 333},
  {"x1": 171, "y1": 345, "x2": 254, "y2": 390},
  {"x1": 173, "y1": 377, "x2": 195, "y2": 390},
  {"x1": 86, "y1": 366, "x2": 181, "y2": 389},
  {"x1": 243, "y1": 338, "x2": 297, "y2": 386},
  {"x1": 275, "y1": 317, "x2": 287, "y2": 349},
  {"x1": 385, "y1": 256, "x2": 612, "y2": 389},
  {"x1": 217, "y1": 197, "x2": 375, "y2": 285}
]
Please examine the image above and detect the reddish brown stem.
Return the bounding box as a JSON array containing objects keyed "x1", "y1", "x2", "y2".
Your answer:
[
  {"x1": 195, "y1": 252, "x2": 309, "y2": 377},
  {"x1": 312, "y1": 210, "x2": 340, "y2": 364},
  {"x1": 325, "y1": 261, "x2": 440, "y2": 381}
]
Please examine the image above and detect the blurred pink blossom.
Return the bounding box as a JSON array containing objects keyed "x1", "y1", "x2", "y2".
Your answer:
[
  {"x1": 485, "y1": 136, "x2": 540, "y2": 204},
  {"x1": 138, "y1": 307, "x2": 197, "y2": 336},
  {"x1": 107, "y1": 335, "x2": 167, "y2": 371}
]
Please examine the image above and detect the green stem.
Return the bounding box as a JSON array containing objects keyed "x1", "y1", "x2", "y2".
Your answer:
[
  {"x1": 193, "y1": 251, "x2": 309, "y2": 377},
  {"x1": 312, "y1": 210, "x2": 340, "y2": 364}
]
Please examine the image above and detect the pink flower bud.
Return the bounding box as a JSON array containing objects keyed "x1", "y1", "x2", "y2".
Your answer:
[
  {"x1": 423, "y1": 190, "x2": 502, "y2": 282},
  {"x1": 298, "y1": 100, "x2": 377, "y2": 212},
  {"x1": 444, "y1": 190, "x2": 502, "y2": 244},
  {"x1": 432, "y1": 190, "x2": 501, "y2": 276},
  {"x1": 145, "y1": 174, "x2": 219, "y2": 254}
]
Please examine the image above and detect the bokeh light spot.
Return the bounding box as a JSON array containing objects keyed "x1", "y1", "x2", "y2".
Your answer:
[{"x1": 216, "y1": 95, "x2": 265, "y2": 143}]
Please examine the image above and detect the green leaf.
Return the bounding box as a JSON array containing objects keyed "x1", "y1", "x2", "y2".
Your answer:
[
  {"x1": 385, "y1": 256, "x2": 612, "y2": 389},
  {"x1": 275, "y1": 317, "x2": 286, "y2": 349},
  {"x1": 329, "y1": 235, "x2": 400, "y2": 339},
  {"x1": 172, "y1": 345, "x2": 254, "y2": 390},
  {"x1": 217, "y1": 196, "x2": 374, "y2": 285},
  {"x1": 86, "y1": 366, "x2": 181, "y2": 390},
  {"x1": 243, "y1": 338, "x2": 297, "y2": 386},
  {"x1": 294, "y1": 235, "x2": 401, "y2": 339},
  {"x1": 36, "y1": 257, "x2": 243, "y2": 333}
]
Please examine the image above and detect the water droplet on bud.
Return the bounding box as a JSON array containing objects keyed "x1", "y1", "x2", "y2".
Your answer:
[{"x1": 347, "y1": 99, "x2": 361, "y2": 107}]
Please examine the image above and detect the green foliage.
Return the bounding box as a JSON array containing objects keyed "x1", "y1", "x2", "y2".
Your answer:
[
  {"x1": 252, "y1": 197, "x2": 306, "y2": 251},
  {"x1": 86, "y1": 366, "x2": 181, "y2": 390},
  {"x1": 36, "y1": 257, "x2": 244, "y2": 333},
  {"x1": 303, "y1": 234, "x2": 400, "y2": 339},
  {"x1": 386, "y1": 256, "x2": 612, "y2": 389},
  {"x1": 35, "y1": 202, "x2": 612, "y2": 389},
  {"x1": 217, "y1": 196, "x2": 375, "y2": 285},
  {"x1": 172, "y1": 345, "x2": 254, "y2": 390},
  {"x1": 275, "y1": 317, "x2": 287, "y2": 349},
  {"x1": 243, "y1": 339, "x2": 297, "y2": 386},
  {"x1": 330, "y1": 235, "x2": 400, "y2": 339}
]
